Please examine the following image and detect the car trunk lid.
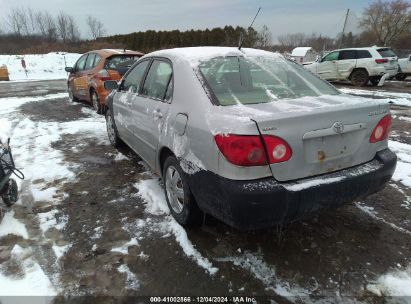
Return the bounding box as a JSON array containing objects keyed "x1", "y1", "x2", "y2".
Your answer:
[{"x1": 245, "y1": 95, "x2": 389, "y2": 181}]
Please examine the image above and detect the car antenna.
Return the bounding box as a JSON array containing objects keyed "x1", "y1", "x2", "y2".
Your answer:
[{"x1": 239, "y1": 6, "x2": 261, "y2": 51}]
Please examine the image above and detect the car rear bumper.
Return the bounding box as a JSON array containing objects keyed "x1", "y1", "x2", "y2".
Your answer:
[{"x1": 188, "y1": 149, "x2": 397, "y2": 230}]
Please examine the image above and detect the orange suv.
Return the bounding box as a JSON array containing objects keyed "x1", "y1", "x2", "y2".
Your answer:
[{"x1": 65, "y1": 49, "x2": 144, "y2": 113}]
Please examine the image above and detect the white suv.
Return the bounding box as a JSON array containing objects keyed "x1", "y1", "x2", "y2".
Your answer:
[{"x1": 305, "y1": 47, "x2": 399, "y2": 86}]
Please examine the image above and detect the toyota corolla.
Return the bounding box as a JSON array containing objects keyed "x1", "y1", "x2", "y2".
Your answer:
[{"x1": 104, "y1": 47, "x2": 396, "y2": 230}]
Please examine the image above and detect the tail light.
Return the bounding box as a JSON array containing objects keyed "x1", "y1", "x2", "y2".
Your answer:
[
  {"x1": 214, "y1": 134, "x2": 292, "y2": 166},
  {"x1": 370, "y1": 114, "x2": 392, "y2": 143},
  {"x1": 375, "y1": 58, "x2": 388, "y2": 64},
  {"x1": 95, "y1": 69, "x2": 111, "y2": 81}
]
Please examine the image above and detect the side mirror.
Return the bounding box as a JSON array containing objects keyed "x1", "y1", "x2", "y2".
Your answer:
[
  {"x1": 104, "y1": 80, "x2": 119, "y2": 91},
  {"x1": 65, "y1": 67, "x2": 74, "y2": 73}
]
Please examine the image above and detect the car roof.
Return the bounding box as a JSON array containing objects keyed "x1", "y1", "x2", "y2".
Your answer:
[
  {"x1": 334, "y1": 46, "x2": 391, "y2": 52},
  {"x1": 88, "y1": 49, "x2": 144, "y2": 57},
  {"x1": 144, "y1": 46, "x2": 282, "y2": 65}
]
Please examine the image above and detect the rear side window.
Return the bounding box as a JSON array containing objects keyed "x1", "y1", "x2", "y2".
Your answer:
[
  {"x1": 85, "y1": 53, "x2": 96, "y2": 70},
  {"x1": 377, "y1": 48, "x2": 397, "y2": 58},
  {"x1": 105, "y1": 55, "x2": 140, "y2": 70},
  {"x1": 122, "y1": 60, "x2": 150, "y2": 93},
  {"x1": 338, "y1": 50, "x2": 356, "y2": 60},
  {"x1": 357, "y1": 50, "x2": 372, "y2": 59},
  {"x1": 93, "y1": 54, "x2": 102, "y2": 68},
  {"x1": 142, "y1": 60, "x2": 173, "y2": 101},
  {"x1": 75, "y1": 55, "x2": 88, "y2": 72}
]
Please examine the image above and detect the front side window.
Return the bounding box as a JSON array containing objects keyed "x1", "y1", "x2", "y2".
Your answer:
[
  {"x1": 198, "y1": 56, "x2": 339, "y2": 106},
  {"x1": 75, "y1": 55, "x2": 88, "y2": 72},
  {"x1": 122, "y1": 60, "x2": 150, "y2": 93},
  {"x1": 322, "y1": 52, "x2": 339, "y2": 62},
  {"x1": 142, "y1": 60, "x2": 173, "y2": 101},
  {"x1": 338, "y1": 50, "x2": 356, "y2": 60}
]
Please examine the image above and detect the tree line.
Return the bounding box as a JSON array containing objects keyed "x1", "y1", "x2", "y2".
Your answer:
[{"x1": 101, "y1": 25, "x2": 272, "y2": 53}]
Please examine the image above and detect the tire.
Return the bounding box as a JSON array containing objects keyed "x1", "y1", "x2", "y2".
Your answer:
[
  {"x1": 370, "y1": 77, "x2": 380, "y2": 86},
  {"x1": 68, "y1": 85, "x2": 78, "y2": 102},
  {"x1": 395, "y1": 74, "x2": 407, "y2": 81},
  {"x1": 163, "y1": 156, "x2": 202, "y2": 226},
  {"x1": 350, "y1": 69, "x2": 369, "y2": 87},
  {"x1": 105, "y1": 108, "x2": 122, "y2": 147},
  {"x1": 1, "y1": 179, "x2": 18, "y2": 207},
  {"x1": 91, "y1": 91, "x2": 103, "y2": 114}
]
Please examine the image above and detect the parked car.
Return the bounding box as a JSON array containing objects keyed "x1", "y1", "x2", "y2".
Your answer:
[
  {"x1": 305, "y1": 47, "x2": 399, "y2": 86},
  {"x1": 104, "y1": 47, "x2": 396, "y2": 230},
  {"x1": 396, "y1": 54, "x2": 411, "y2": 81},
  {"x1": 65, "y1": 49, "x2": 144, "y2": 113}
]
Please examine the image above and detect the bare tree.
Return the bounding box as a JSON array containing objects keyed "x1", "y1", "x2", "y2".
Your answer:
[
  {"x1": 56, "y1": 11, "x2": 70, "y2": 42},
  {"x1": 6, "y1": 8, "x2": 26, "y2": 36},
  {"x1": 67, "y1": 15, "x2": 81, "y2": 42},
  {"x1": 278, "y1": 33, "x2": 307, "y2": 49},
  {"x1": 86, "y1": 15, "x2": 106, "y2": 39},
  {"x1": 256, "y1": 25, "x2": 272, "y2": 48},
  {"x1": 360, "y1": 0, "x2": 411, "y2": 46},
  {"x1": 35, "y1": 11, "x2": 57, "y2": 41}
]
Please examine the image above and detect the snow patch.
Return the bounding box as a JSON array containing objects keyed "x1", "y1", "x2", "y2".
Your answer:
[
  {"x1": 118, "y1": 264, "x2": 139, "y2": 290},
  {"x1": 367, "y1": 265, "x2": 411, "y2": 298},
  {"x1": 0, "y1": 210, "x2": 29, "y2": 239},
  {"x1": 389, "y1": 140, "x2": 411, "y2": 187}
]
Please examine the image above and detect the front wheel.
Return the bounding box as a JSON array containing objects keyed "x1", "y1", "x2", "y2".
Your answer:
[
  {"x1": 163, "y1": 156, "x2": 202, "y2": 226},
  {"x1": 350, "y1": 70, "x2": 369, "y2": 87},
  {"x1": 68, "y1": 85, "x2": 78, "y2": 102}
]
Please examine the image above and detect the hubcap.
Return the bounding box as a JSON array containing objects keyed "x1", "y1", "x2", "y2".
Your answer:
[
  {"x1": 106, "y1": 114, "x2": 116, "y2": 143},
  {"x1": 165, "y1": 166, "x2": 184, "y2": 214}
]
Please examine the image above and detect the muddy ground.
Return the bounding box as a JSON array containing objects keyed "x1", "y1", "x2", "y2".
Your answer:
[{"x1": 0, "y1": 79, "x2": 410, "y2": 303}]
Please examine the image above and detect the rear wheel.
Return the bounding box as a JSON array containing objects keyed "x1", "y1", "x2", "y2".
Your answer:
[
  {"x1": 68, "y1": 85, "x2": 78, "y2": 102},
  {"x1": 350, "y1": 70, "x2": 369, "y2": 87},
  {"x1": 395, "y1": 74, "x2": 407, "y2": 81},
  {"x1": 105, "y1": 108, "x2": 122, "y2": 147},
  {"x1": 91, "y1": 91, "x2": 103, "y2": 114},
  {"x1": 163, "y1": 156, "x2": 202, "y2": 226}
]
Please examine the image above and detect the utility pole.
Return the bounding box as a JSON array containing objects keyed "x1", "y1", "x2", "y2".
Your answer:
[{"x1": 339, "y1": 8, "x2": 350, "y2": 48}]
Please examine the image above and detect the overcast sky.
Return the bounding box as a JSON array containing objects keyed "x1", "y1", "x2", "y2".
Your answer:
[{"x1": 0, "y1": 0, "x2": 373, "y2": 41}]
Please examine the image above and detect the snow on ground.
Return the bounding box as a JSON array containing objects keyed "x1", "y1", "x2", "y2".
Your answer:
[
  {"x1": 338, "y1": 87, "x2": 411, "y2": 107},
  {"x1": 0, "y1": 210, "x2": 29, "y2": 239},
  {"x1": 0, "y1": 245, "x2": 56, "y2": 298},
  {"x1": 134, "y1": 178, "x2": 219, "y2": 275},
  {"x1": 389, "y1": 140, "x2": 411, "y2": 188},
  {"x1": 0, "y1": 91, "x2": 108, "y2": 295},
  {"x1": 367, "y1": 265, "x2": 411, "y2": 299},
  {"x1": 216, "y1": 252, "x2": 310, "y2": 300},
  {"x1": 0, "y1": 53, "x2": 80, "y2": 81}
]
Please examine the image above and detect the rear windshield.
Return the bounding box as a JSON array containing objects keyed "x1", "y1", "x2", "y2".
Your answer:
[
  {"x1": 198, "y1": 56, "x2": 339, "y2": 106},
  {"x1": 105, "y1": 55, "x2": 140, "y2": 70},
  {"x1": 377, "y1": 48, "x2": 397, "y2": 58}
]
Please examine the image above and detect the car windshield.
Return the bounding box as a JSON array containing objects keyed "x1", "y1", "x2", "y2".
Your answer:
[
  {"x1": 377, "y1": 48, "x2": 397, "y2": 58},
  {"x1": 105, "y1": 55, "x2": 140, "y2": 70},
  {"x1": 198, "y1": 55, "x2": 339, "y2": 106}
]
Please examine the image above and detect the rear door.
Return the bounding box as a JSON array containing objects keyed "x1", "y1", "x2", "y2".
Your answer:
[
  {"x1": 337, "y1": 50, "x2": 357, "y2": 78},
  {"x1": 132, "y1": 58, "x2": 173, "y2": 169},
  {"x1": 316, "y1": 51, "x2": 339, "y2": 79},
  {"x1": 112, "y1": 59, "x2": 151, "y2": 146}
]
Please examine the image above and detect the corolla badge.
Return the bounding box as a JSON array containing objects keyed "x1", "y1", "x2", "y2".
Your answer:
[{"x1": 332, "y1": 122, "x2": 344, "y2": 134}]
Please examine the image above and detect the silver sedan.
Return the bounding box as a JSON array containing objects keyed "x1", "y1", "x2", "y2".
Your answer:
[{"x1": 104, "y1": 47, "x2": 396, "y2": 230}]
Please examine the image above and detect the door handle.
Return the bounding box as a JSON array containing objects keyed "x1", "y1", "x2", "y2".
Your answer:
[{"x1": 153, "y1": 109, "x2": 163, "y2": 119}]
